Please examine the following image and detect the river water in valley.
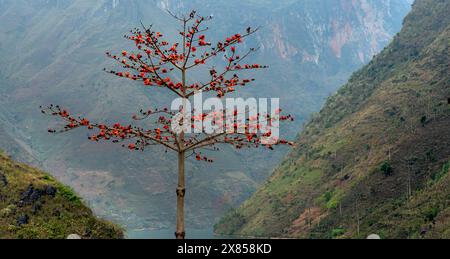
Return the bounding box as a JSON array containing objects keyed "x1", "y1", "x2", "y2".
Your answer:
[{"x1": 127, "y1": 228, "x2": 233, "y2": 239}]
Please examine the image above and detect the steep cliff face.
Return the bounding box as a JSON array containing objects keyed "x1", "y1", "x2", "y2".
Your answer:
[
  {"x1": 159, "y1": 0, "x2": 409, "y2": 64},
  {"x1": 0, "y1": 0, "x2": 410, "y2": 231},
  {"x1": 215, "y1": 0, "x2": 450, "y2": 239}
]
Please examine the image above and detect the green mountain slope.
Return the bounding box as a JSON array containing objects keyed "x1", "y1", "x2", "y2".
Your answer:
[
  {"x1": 0, "y1": 151, "x2": 123, "y2": 239},
  {"x1": 215, "y1": 0, "x2": 450, "y2": 239}
]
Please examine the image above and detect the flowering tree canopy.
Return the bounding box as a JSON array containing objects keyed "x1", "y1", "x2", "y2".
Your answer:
[{"x1": 41, "y1": 10, "x2": 294, "y2": 239}]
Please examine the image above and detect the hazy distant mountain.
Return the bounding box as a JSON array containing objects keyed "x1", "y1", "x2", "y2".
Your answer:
[{"x1": 0, "y1": 0, "x2": 411, "y2": 231}]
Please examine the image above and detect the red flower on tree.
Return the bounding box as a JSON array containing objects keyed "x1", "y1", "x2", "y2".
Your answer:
[{"x1": 41, "y1": 10, "x2": 294, "y2": 239}]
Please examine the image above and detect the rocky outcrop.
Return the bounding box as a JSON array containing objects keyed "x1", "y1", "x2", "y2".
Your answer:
[{"x1": 0, "y1": 151, "x2": 124, "y2": 239}]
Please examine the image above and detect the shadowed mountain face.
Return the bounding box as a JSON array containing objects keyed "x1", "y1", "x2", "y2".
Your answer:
[
  {"x1": 216, "y1": 0, "x2": 450, "y2": 239},
  {"x1": 0, "y1": 0, "x2": 411, "y2": 231}
]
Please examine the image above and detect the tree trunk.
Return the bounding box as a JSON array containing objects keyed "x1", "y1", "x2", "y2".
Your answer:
[
  {"x1": 175, "y1": 65, "x2": 187, "y2": 239},
  {"x1": 175, "y1": 151, "x2": 186, "y2": 239}
]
